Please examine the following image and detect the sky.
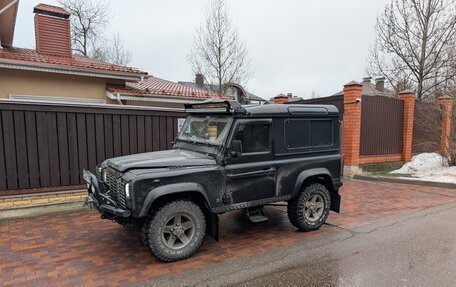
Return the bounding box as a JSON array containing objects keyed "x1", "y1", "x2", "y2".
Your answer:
[{"x1": 13, "y1": 0, "x2": 391, "y2": 100}]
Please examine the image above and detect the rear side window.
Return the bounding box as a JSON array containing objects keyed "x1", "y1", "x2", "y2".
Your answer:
[{"x1": 285, "y1": 119, "x2": 333, "y2": 149}]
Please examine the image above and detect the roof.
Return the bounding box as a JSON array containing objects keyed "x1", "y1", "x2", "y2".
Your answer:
[
  {"x1": 333, "y1": 79, "x2": 395, "y2": 97},
  {"x1": 273, "y1": 93, "x2": 289, "y2": 99},
  {"x1": 178, "y1": 81, "x2": 265, "y2": 102},
  {"x1": 185, "y1": 102, "x2": 339, "y2": 117},
  {"x1": 107, "y1": 76, "x2": 231, "y2": 100},
  {"x1": 244, "y1": 104, "x2": 339, "y2": 116},
  {"x1": 33, "y1": 3, "x2": 70, "y2": 18},
  {"x1": 0, "y1": 47, "x2": 147, "y2": 78}
]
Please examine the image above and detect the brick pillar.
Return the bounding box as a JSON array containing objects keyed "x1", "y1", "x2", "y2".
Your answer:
[
  {"x1": 399, "y1": 90, "x2": 416, "y2": 162},
  {"x1": 438, "y1": 96, "x2": 454, "y2": 155},
  {"x1": 343, "y1": 81, "x2": 363, "y2": 176}
]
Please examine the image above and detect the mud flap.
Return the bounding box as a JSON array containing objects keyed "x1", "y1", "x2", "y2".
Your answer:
[
  {"x1": 330, "y1": 191, "x2": 341, "y2": 213},
  {"x1": 206, "y1": 211, "x2": 219, "y2": 241}
]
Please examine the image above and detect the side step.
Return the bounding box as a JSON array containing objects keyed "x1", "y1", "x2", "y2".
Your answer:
[{"x1": 246, "y1": 206, "x2": 269, "y2": 223}]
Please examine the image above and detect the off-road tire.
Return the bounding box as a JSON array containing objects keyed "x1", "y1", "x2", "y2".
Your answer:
[
  {"x1": 287, "y1": 183, "x2": 331, "y2": 231},
  {"x1": 141, "y1": 200, "x2": 206, "y2": 262}
]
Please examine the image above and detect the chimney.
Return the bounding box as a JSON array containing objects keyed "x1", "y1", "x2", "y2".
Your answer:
[
  {"x1": 33, "y1": 4, "x2": 72, "y2": 58},
  {"x1": 376, "y1": 77, "x2": 385, "y2": 92},
  {"x1": 287, "y1": 92, "x2": 293, "y2": 99},
  {"x1": 195, "y1": 73, "x2": 204, "y2": 85},
  {"x1": 362, "y1": 77, "x2": 372, "y2": 83}
]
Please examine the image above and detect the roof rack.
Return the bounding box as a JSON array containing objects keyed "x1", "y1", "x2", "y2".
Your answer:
[{"x1": 184, "y1": 99, "x2": 247, "y2": 115}]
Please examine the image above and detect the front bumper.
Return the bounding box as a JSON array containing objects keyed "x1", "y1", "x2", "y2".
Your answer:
[{"x1": 83, "y1": 170, "x2": 131, "y2": 218}]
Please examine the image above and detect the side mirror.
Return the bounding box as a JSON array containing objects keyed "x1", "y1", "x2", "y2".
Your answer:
[{"x1": 230, "y1": 140, "x2": 242, "y2": 158}]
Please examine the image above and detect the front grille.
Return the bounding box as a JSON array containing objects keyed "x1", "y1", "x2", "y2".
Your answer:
[{"x1": 105, "y1": 167, "x2": 126, "y2": 208}]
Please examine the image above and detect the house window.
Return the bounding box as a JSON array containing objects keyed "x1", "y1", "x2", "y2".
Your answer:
[
  {"x1": 285, "y1": 119, "x2": 333, "y2": 149},
  {"x1": 235, "y1": 122, "x2": 270, "y2": 153}
]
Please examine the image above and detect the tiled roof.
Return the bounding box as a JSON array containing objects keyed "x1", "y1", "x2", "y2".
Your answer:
[
  {"x1": 107, "y1": 76, "x2": 231, "y2": 100},
  {"x1": 0, "y1": 47, "x2": 147, "y2": 76},
  {"x1": 333, "y1": 79, "x2": 395, "y2": 97},
  {"x1": 34, "y1": 3, "x2": 70, "y2": 17}
]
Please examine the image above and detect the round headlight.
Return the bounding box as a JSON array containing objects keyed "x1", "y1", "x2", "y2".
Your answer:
[{"x1": 125, "y1": 183, "x2": 131, "y2": 199}]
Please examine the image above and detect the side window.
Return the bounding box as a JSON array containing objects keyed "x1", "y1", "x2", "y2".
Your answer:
[
  {"x1": 285, "y1": 119, "x2": 333, "y2": 149},
  {"x1": 310, "y1": 120, "x2": 333, "y2": 146},
  {"x1": 235, "y1": 122, "x2": 270, "y2": 153},
  {"x1": 285, "y1": 120, "x2": 310, "y2": 149}
]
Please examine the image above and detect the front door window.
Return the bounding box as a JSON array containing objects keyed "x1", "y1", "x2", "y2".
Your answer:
[{"x1": 235, "y1": 122, "x2": 270, "y2": 154}]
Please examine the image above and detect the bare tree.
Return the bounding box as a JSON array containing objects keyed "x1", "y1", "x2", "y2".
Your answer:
[
  {"x1": 187, "y1": 0, "x2": 252, "y2": 94},
  {"x1": 367, "y1": 0, "x2": 456, "y2": 100},
  {"x1": 58, "y1": 0, "x2": 133, "y2": 66},
  {"x1": 104, "y1": 34, "x2": 132, "y2": 66},
  {"x1": 58, "y1": 0, "x2": 110, "y2": 57}
]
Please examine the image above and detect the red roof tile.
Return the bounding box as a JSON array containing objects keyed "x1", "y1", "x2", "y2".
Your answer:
[
  {"x1": 0, "y1": 47, "x2": 147, "y2": 76},
  {"x1": 34, "y1": 3, "x2": 70, "y2": 17},
  {"x1": 107, "y1": 76, "x2": 231, "y2": 100}
]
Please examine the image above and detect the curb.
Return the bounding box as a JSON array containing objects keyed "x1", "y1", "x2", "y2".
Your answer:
[
  {"x1": 353, "y1": 175, "x2": 456, "y2": 189},
  {"x1": 0, "y1": 201, "x2": 89, "y2": 220}
]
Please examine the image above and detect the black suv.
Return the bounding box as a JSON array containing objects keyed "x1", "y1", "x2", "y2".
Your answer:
[{"x1": 83, "y1": 101, "x2": 342, "y2": 262}]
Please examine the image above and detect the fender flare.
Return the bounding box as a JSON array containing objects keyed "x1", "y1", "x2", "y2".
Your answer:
[
  {"x1": 292, "y1": 168, "x2": 333, "y2": 197},
  {"x1": 137, "y1": 182, "x2": 211, "y2": 217}
]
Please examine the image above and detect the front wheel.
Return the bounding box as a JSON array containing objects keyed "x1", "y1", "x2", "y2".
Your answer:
[
  {"x1": 141, "y1": 200, "x2": 206, "y2": 262},
  {"x1": 287, "y1": 183, "x2": 331, "y2": 231}
]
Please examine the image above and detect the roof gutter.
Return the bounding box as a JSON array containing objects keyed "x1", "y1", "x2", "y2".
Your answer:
[
  {"x1": 106, "y1": 91, "x2": 207, "y2": 104},
  {"x1": 0, "y1": 59, "x2": 145, "y2": 82}
]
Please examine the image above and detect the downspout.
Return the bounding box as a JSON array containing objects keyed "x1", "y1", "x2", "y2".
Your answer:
[
  {"x1": 0, "y1": 0, "x2": 18, "y2": 15},
  {"x1": 116, "y1": 93, "x2": 123, "y2": 105}
]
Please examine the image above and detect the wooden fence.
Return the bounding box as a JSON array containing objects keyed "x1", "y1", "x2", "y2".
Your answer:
[
  {"x1": 360, "y1": 96, "x2": 404, "y2": 156},
  {"x1": 0, "y1": 101, "x2": 185, "y2": 192}
]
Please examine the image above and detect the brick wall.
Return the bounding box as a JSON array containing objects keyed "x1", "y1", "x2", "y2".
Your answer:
[
  {"x1": 399, "y1": 90, "x2": 416, "y2": 161},
  {"x1": 342, "y1": 85, "x2": 454, "y2": 175},
  {"x1": 342, "y1": 82, "x2": 363, "y2": 171},
  {"x1": 0, "y1": 191, "x2": 87, "y2": 210},
  {"x1": 439, "y1": 97, "x2": 454, "y2": 155}
]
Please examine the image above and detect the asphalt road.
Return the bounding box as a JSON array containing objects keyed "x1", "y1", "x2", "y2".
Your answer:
[
  {"x1": 146, "y1": 202, "x2": 456, "y2": 287},
  {"x1": 234, "y1": 203, "x2": 456, "y2": 287}
]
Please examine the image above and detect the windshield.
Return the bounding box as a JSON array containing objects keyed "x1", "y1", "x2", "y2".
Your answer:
[{"x1": 177, "y1": 115, "x2": 233, "y2": 146}]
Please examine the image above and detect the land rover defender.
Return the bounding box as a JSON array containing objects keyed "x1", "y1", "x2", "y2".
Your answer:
[{"x1": 83, "y1": 101, "x2": 342, "y2": 262}]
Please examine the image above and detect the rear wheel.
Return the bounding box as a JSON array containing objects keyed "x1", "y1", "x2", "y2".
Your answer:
[
  {"x1": 287, "y1": 183, "x2": 331, "y2": 231},
  {"x1": 141, "y1": 200, "x2": 206, "y2": 262}
]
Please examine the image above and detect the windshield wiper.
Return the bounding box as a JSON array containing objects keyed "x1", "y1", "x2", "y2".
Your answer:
[{"x1": 177, "y1": 138, "x2": 219, "y2": 147}]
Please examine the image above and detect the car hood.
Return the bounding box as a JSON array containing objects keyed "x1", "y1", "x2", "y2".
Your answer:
[{"x1": 105, "y1": 149, "x2": 216, "y2": 172}]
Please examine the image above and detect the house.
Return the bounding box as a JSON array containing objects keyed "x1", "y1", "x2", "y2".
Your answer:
[
  {"x1": 331, "y1": 77, "x2": 395, "y2": 97},
  {"x1": 178, "y1": 73, "x2": 266, "y2": 104},
  {"x1": 106, "y1": 76, "x2": 230, "y2": 109},
  {"x1": 276, "y1": 77, "x2": 395, "y2": 111},
  {"x1": 0, "y1": 2, "x2": 148, "y2": 104},
  {"x1": 0, "y1": 2, "x2": 227, "y2": 108}
]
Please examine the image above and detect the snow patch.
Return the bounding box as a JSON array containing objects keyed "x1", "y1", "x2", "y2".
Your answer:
[{"x1": 390, "y1": 153, "x2": 456, "y2": 184}]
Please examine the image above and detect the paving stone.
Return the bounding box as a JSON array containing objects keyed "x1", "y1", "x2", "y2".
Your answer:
[{"x1": 0, "y1": 180, "x2": 454, "y2": 287}]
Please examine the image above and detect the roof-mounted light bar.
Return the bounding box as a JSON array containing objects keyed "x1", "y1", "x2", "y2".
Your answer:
[{"x1": 184, "y1": 99, "x2": 247, "y2": 115}]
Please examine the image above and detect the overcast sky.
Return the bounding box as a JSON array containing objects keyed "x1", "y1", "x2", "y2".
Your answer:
[{"x1": 14, "y1": 0, "x2": 390, "y2": 100}]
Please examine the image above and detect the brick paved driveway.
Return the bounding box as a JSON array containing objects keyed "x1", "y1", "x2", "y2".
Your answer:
[{"x1": 1, "y1": 180, "x2": 455, "y2": 287}]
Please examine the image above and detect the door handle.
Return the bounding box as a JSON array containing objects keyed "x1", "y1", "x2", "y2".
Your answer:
[{"x1": 262, "y1": 167, "x2": 276, "y2": 176}]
